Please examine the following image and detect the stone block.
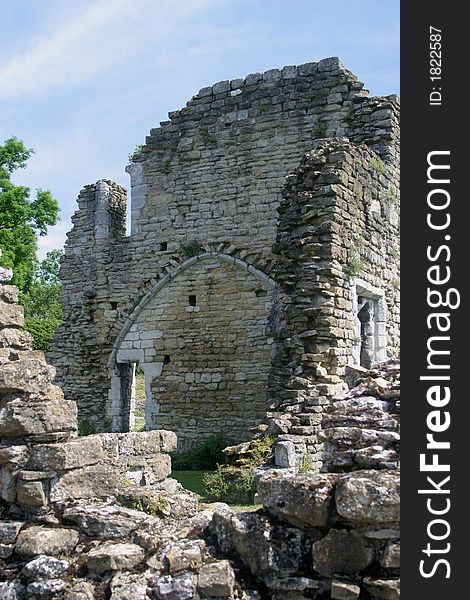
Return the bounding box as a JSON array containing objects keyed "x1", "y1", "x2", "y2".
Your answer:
[
  {"x1": 154, "y1": 574, "x2": 196, "y2": 600},
  {"x1": 363, "y1": 578, "x2": 400, "y2": 600},
  {"x1": 274, "y1": 441, "x2": 296, "y2": 467},
  {"x1": 15, "y1": 526, "x2": 79, "y2": 557},
  {"x1": 27, "y1": 436, "x2": 104, "y2": 471},
  {"x1": 335, "y1": 470, "x2": 400, "y2": 525},
  {"x1": 257, "y1": 472, "x2": 337, "y2": 528},
  {"x1": 0, "y1": 284, "x2": 19, "y2": 303},
  {"x1": 381, "y1": 541, "x2": 400, "y2": 568},
  {"x1": 86, "y1": 542, "x2": 145, "y2": 573},
  {"x1": 0, "y1": 327, "x2": 33, "y2": 349},
  {"x1": 146, "y1": 454, "x2": 172, "y2": 481},
  {"x1": 49, "y1": 464, "x2": 122, "y2": 503},
  {"x1": 162, "y1": 539, "x2": 205, "y2": 574},
  {"x1": 0, "y1": 302, "x2": 23, "y2": 327},
  {"x1": 0, "y1": 520, "x2": 25, "y2": 544},
  {"x1": 0, "y1": 398, "x2": 77, "y2": 438},
  {"x1": 16, "y1": 480, "x2": 46, "y2": 506},
  {"x1": 0, "y1": 355, "x2": 55, "y2": 395},
  {"x1": 331, "y1": 580, "x2": 361, "y2": 600},
  {"x1": 312, "y1": 529, "x2": 372, "y2": 576},
  {"x1": 197, "y1": 560, "x2": 235, "y2": 597}
]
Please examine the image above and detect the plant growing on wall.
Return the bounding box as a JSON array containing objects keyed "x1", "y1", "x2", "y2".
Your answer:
[{"x1": 181, "y1": 240, "x2": 204, "y2": 258}]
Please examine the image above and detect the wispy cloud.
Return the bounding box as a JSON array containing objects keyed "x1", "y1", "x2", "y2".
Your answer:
[{"x1": 0, "y1": 0, "x2": 221, "y2": 99}]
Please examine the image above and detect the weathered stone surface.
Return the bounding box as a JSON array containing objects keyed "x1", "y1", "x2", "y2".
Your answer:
[
  {"x1": 110, "y1": 572, "x2": 149, "y2": 599},
  {"x1": 363, "y1": 578, "x2": 400, "y2": 599},
  {"x1": 0, "y1": 284, "x2": 18, "y2": 303},
  {"x1": 0, "y1": 355, "x2": 55, "y2": 394},
  {"x1": 28, "y1": 437, "x2": 103, "y2": 471},
  {"x1": 331, "y1": 580, "x2": 361, "y2": 599},
  {"x1": 274, "y1": 440, "x2": 296, "y2": 467},
  {"x1": 49, "y1": 463, "x2": 122, "y2": 502},
  {"x1": 0, "y1": 397, "x2": 77, "y2": 438},
  {"x1": 197, "y1": 560, "x2": 235, "y2": 597},
  {"x1": 86, "y1": 542, "x2": 145, "y2": 573},
  {"x1": 27, "y1": 579, "x2": 67, "y2": 597},
  {"x1": 63, "y1": 500, "x2": 158, "y2": 538},
  {"x1": 154, "y1": 574, "x2": 196, "y2": 600},
  {"x1": 335, "y1": 470, "x2": 400, "y2": 524},
  {"x1": 312, "y1": 529, "x2": 372, "y2": 576},
  {"x1": 162, "y1": 539, "x2": 205, "y2": 574},
  {"x1": 381, "y1": 541, "x2": 400, "y2": 568},
  {"x1": 63, "y1": 581, "x2": 96, "y2": 600},
  {"x1": 0, "y1": 542, "x2": 14, "y2": 558},
  {"x1": 0, "y1": 520, "x2": 25, "y2": 544},
  {"x1": 0, "y1": 445, "x2": 29, "y2": 467},
  {"x1": 0, "y1": 302, "x2": 23, "y2": 327},
  {"x1": 257, "y1": 472, "x2": 337, "y2": 528},
  {"x1": 21, "y1": 555, "x2": 70, "y2": 579},
  {"x1": 15, "y1": 526, "x2": 79, "y2": 557},
  {"x1": 16, "y1": 480, "x2": 47, "y2": 506},
  {"x1": 211, "y1": 510, "x2": 310, "y2": 579},
  {"x1": 0, "y1": 580, "x2": 26, "y2": 600},
  {"x1": 0, "y1": 327, "x2": 32, "y2": 350}
]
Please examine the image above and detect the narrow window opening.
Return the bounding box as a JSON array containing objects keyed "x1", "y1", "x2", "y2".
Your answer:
[
  {"x1": 160, "y1": 242, "x2": 168, "y2": 251},
  {"x1": 357, "y1": 297, "x2": 373, "y2": 369},
  {"x1": 188, "y1": 295, "x2": 197, "y2": 306},
  {"x1": 163, "y1": 355, "x2": 171, "y2": 364},
  {"x1": 110, "y1": 302, "x2": 118, "y2": 310}
]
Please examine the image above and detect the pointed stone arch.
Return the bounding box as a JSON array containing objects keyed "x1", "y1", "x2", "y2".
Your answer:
[{"x1": 106, "y1": 253, "x2": 278, "y2": 441}]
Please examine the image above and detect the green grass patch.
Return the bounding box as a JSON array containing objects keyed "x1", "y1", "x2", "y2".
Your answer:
[
  {"x1": 171, "y1": 435, "x2": 230, "y2": 470},
  {"x1": 170, "y1": 470, "x2": 211, "y2": 499}
]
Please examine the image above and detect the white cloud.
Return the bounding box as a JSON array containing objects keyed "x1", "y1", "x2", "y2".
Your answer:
[{"x1": 0, "y1": 0, "x2": 222, "y2": 99}]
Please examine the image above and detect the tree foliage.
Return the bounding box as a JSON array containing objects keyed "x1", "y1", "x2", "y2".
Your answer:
[
  {"x1": 0, "y1": 137, "x2": 59, "y2": 291},
  {"x1": 22, "y1": 250, "x2": 63, "y2": 351}
]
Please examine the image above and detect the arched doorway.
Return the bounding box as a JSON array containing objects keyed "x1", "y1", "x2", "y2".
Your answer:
[{"x1": 107, "y1": 253, "x2": 277, "y2": 450}]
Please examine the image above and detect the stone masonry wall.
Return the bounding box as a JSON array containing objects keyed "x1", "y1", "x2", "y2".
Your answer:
[
  {"x1": 268, "y1": 138, "x2": 400, "y2": 469},
  {"x1": 50, "y1": 57, "x2": 399, "y2": 448},
  {"x1": 111, "y1": 255, "x2": 277, "y2": 449}
]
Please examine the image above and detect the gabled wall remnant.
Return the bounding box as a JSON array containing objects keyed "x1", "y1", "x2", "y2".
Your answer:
[{"x1": 50, "y1": 58, "x2": 399, "y2": 453}]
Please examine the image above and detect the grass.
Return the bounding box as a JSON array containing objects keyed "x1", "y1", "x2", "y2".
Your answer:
[
  {"x1": 170, "y1": 470, "x2": 211, "y2": 499},
  {"x1": 170, "y1": 470, "x2": 260, "y2": 511}
]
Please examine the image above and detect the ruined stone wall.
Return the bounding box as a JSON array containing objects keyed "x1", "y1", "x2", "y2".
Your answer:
[
  {"x1": 268, "y1": 138, "x2": 400, "y2": 468},
  {"x1": 50, "y1": 57, "x2": 399, "y2": 448}
]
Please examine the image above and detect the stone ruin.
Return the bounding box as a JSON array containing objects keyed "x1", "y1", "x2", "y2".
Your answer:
[
  {"x1": 1, "y1": 58, "x2": 401, "y2": 598},
  {"x1": 0, "y1": 272, "x2": 400, "y2": 599},
  {"x1": 48, "y1": 57, "x2": 400, "y2": 468}
]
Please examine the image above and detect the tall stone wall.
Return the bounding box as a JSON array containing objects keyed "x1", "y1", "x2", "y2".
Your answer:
[
  {"x1": 50, "y1": 57, "x2": 400, "y2": 449},
  {"x1": 268, "y1": 138, "x2": 400, "y2": 468}
]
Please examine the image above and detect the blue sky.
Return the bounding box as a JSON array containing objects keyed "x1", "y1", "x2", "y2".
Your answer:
[{"x1": 0, "y1": 0, "x2": 399, "y2": 258}]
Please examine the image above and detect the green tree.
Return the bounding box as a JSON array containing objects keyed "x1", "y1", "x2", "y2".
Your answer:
[
  {"x1": 0, "y1": 137, "x2": 59, "y2": 292},
  {"x1": 22, "y1": 250, "x2": 63, "y2": 351}
]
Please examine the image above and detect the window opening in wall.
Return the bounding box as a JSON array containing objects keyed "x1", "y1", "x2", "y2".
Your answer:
[
  {"x1": 255, "y1": 289, "x2": 267, "y2": 297},
  {"x1": 163, "y1": 355, "x2": 171, "y2": 365},
  {"x1": 352, "y1": 281, "x2": 387, "y2": 369},
  {"x1": 160, "y1": 242, "x2": 168, "y2": 251},
  {"x1": 357, "y1": 297, "x2": 374, "y2": 369},
  {"x1": 110, "y1": 302, "x2": 118, "y2": 310},
  {"x1": 188, "y1": 295, "x2": 197, "y2": 306}
]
